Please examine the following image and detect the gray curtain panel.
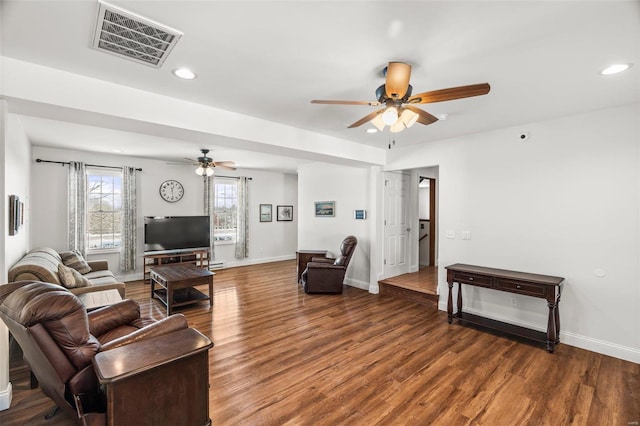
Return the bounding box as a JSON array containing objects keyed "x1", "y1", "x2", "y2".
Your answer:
[
  {"x1": 235, "y1": 176, "x2": 249, "y2": 259},
  {"x1": 119, "y1": 166, "x2": 137, "y2": 272},
  {"x1": 203, "y1": 175, "x2": 215, "y2": 260},
  {"x1": 68, "y1": 161, "x2": 87, "y2": 256}
]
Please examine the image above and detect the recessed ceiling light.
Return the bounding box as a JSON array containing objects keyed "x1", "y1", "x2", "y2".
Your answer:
[
  {"x1": 112, "y1": 149, "x2": 123, "y2": 153},
  {"x1": 600, "y1": 63, "x2": 633, "y2": 75},
  {"x1": 172, "y1": 68, "x2": 197, "y2": 80},
  {"x1": 436, "y1": 113, "x2": 448, "y2": 120},
  {"x1": 366, "y1": 128, "x2": 378, "y2": 134}
]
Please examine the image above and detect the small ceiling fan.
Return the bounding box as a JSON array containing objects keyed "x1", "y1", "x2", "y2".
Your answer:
[
  {"x1": 187, "y1": 149, "x2": 236, "y2": 176},
  {"x1": 311, "y1": 62, "x2": 490, "y2": 132}
]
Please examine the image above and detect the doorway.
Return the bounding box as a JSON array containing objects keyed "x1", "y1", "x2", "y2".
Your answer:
[{"x1": 419, "y1": 176, "x2": 437, "y2": 267}]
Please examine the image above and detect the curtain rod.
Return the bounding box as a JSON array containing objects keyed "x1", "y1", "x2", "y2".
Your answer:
[
  {"x1": 36, "y1": 159, "x2": 142, "y2": 172},
  {"x1": 214, "y1": 175, "x2": 252, "y2": 180}
]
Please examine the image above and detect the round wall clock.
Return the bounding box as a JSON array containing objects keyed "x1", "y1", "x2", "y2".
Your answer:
[{"x1": 159, "y1": 180, "x2": 184, "y2": 203}]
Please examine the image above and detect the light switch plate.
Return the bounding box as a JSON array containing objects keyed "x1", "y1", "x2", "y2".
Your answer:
[{"x1": 462, "y1": 231, "x2": 471, "y2": 240}]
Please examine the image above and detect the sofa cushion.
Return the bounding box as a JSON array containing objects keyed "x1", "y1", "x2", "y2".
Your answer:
[
  {"x1": 83, "y1": 270, "x2": 118, "y2": 286},
  {"x1": 58, "y1": 264, "x2": 90, "y2": 289},
  {"x1": 60, "y1": 250, "x2": 92, "y2": 274}
]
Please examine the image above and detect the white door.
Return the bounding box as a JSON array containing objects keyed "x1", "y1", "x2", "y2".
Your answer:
[{"x1": 383, "y1": 172, "x2": 411, "y2": 278}]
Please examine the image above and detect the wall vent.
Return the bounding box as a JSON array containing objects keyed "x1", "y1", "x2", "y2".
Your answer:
[
  {"x1": 92, "y1": 1, "x2": 182, "y2": 68},
  {"x1": 209, "y1": 261, "x2": 226, "y2": 270}
]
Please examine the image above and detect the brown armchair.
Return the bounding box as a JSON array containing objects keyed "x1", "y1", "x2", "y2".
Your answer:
[
  {"x1": 0, "y1": 281, "x2": 212, "y2": 425},
  {"x1": 300, "y1": 236, "x2": 358, "y2": 294}
]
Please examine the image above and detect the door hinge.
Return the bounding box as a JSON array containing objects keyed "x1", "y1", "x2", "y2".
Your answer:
[
  {"x1": 384, "y1": 259, "x2": 386, "y2": 265},
  {"x1": 384, "y1": 219, "x2": 387, "y2": 225}
]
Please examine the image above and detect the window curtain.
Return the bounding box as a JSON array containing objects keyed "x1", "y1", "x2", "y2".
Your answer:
[
  {"x1": 68, "y1": 161, "x2": 87, "y2": 256},
  {"x1": 203, "y1": 175, "x2": 215, "y2": 260},
  {"x1": 119, "y1": 166, "x2": 137, "y2": 272},
  {"x1": 235, "y1": 176, "x2": 249, "y2": 259}
]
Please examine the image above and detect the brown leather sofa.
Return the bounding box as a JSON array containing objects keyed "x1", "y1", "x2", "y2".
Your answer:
[
  {"x1": 300, "y1": 235, "x2": 358, "y2": 294},
  {"x1": 0, "y1": 280, "x2": 213, "y2": 425}
]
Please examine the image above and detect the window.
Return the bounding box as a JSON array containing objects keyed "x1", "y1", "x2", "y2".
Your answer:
[
  {"x1": 87, "y1": 169, "x2": 122, "y2": 250},
  {"x1": 213, "y1": 178, "x2": 237, "y2": 243}
]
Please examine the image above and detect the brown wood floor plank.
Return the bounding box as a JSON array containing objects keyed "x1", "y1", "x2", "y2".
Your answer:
[{"x1": 1, "y1": 259, "x2": 638, "y2": 425}]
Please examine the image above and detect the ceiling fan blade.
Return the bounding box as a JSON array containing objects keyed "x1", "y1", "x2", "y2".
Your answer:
[
  {"x1": 213, "y1": 161, "x2": 236, "y2": 167},
  {"x1": 407, "y1": 83, "x2": 491, "y2": 104},
  {"x1": 385, "y1": 62, "x2": 412, "y2": 99},
  {"x1": 214, "y1": 164, "x2": 237, "y2": 171},
  {"x1": 348, "y1": 110, "x2": 382, "y2": 128},
  {"x1": 311, "y1": 100, "x2": 381, "y2": 106},
  {"x1": 405, "y1": 105, "x2": 439, "y2": 125}
]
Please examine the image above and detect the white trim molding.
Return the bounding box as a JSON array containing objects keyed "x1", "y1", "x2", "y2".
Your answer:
[{"x1": 0, "y1": 382, "x2": 12, "y2": 411}]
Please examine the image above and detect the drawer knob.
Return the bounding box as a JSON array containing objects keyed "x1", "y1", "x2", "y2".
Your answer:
[{"x1": 516, "y1": 285, "x2": 522, "y2": 289}]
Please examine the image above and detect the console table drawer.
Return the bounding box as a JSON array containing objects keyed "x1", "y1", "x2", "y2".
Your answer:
[
  {"x1": 496, "y1": 278, "x2": 547, "y2": 298},
  {"x1": 452, "y1": 272, "x2": 492, "y2": 288}
]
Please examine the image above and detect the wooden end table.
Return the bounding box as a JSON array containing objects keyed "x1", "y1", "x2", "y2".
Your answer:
[
  {"x1": 150, "y1": 264, "x2": 214, "y2": 316},
  {"x1": 296, "y1": 250, "x2": 327, "y2": 284}
]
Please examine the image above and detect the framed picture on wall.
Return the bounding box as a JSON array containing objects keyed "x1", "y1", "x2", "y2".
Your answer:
[
  {"x1": 277, "y1": 205, "x2": 293, "y2": 221},
  {"x1": 260, "y1": 204, "x2": 272, "y2": 222},
  {"x1": 314, "y1": 201, "x2": 335, "y2": 217}
]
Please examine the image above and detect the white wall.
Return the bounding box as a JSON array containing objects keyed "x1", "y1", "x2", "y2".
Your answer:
[
  {"x1": 31, "y1": 146, "x2": 298, "y2": 281},
  {"x1": 386, "y1": 103, "x2": 640, "y2": 363},
  {"x1": 0, "y1": 111, "x2": 32, "y2": 410},
  {"x1": 297, "y1": 162, "x2": 371, "y2": 290}
]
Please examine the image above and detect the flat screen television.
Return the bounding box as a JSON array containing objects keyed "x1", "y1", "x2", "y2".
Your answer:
[{"x1": 144, "y1": 216, "x2": 210, "y2": 254}]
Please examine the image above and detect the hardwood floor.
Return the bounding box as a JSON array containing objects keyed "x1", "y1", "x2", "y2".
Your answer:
[{"x1": 2, "y1": 259, "x2": 639, "y2": 425}]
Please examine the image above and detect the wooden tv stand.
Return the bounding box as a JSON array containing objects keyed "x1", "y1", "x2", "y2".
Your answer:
[
  {"x1": 445, "y1": 263, "x2": 564, "y2": 352},
  {"x1": 143, "y1": 249, "x2": 209, "y2": 283}
]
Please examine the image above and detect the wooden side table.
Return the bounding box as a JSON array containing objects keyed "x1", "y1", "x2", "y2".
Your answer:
[
  {"x1": 445, "y1": 263, "x2": 564, "y2": 352},
  {"x1": 92, "y1": 328, "x2": 213, "y2": 425},
  {"x1": 296, "y1": 250, "x2": 327, "y2": 284}
]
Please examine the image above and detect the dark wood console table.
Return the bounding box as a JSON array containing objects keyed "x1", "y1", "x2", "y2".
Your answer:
[
  {"x1": 445, "y1": 263, "x2": 564, "y2": 352},
  {"x1": 296, "y1": 250, "x2": 327, "y2": 284}
]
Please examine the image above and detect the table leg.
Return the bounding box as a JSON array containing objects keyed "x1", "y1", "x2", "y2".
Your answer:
[
  {"x1": 456, "y1": 282, "x2": 463, "y2": 318},
  {"x1": 208, "y1": 277, "x2": 213, "y2": 307},
  {"x1": 546, "y1": 300, "x2": 557, "y2": 352},
  {"x1": 150, "y1": 275, "x2": 155, "y2": 300},
  {"x1": 167, "y1": 286, "x2": 173, "y2": 316},
  {"x1": 554, "y1": 290, "x2": 562, "y2": 344},
  {"x1": 447, "y1": 281, "x2": 453, "y2": 323}
]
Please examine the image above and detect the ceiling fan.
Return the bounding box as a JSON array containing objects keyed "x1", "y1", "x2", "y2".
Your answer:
[
  {"x1": 187, "y1": 149, "x2": 236, "y2": 176},
  {"x1": 311, "y1": 62, "x2": 491, "y2": 133}
]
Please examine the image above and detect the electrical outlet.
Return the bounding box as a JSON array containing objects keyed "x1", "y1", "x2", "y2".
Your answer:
[
  {"x1": 510, "y1": 297, "x2": 517, "y2": 306},
  {"x1": 461, "y1": 231, "x2": 471, "y2": 240}
]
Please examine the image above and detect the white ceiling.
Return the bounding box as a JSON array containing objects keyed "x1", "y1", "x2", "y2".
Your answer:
[{"x1": 1, "y1": 1, "x2": 638, "y2": 173}]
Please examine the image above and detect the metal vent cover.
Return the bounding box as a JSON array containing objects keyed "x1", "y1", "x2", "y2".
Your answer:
[{"x1": 92, "y1": 1, "x2": 182, "y2": 67}]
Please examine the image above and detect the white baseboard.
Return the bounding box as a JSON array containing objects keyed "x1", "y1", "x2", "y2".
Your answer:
[
  {"x1": 437, "y1": 301, "x2": 640, "y2": 364},
  {"x1": 224, "y1": 254, "x2": 296, "y2": 269},
  {"x1": 345, "y1": 278, "x2": 370, "y2": 291},
  {"x1": 0, "y1": 382, "x2": 12, "y2": 411}
]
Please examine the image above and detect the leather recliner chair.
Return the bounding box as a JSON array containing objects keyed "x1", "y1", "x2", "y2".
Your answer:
[
  {"x1": 0, "y1": 280, "x2": 212, "y2": 425},
  {"x1": 300, "y1": 235, "x2": 358, "y2": 294}
]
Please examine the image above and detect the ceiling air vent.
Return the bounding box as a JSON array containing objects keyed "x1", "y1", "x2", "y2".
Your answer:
[{"x1": 92, "y1": 1, "x2": 182, "y2": 68}]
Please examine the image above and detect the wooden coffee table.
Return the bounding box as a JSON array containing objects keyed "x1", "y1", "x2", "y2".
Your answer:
[{"x1": 150, "y1": 264, "x2": 214, "y2": 316}]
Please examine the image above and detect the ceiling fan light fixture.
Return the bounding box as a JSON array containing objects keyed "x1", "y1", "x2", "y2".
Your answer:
[
  {"x1": 205, "y1": 167, "x2": 214, "y2": 176},
  {"x1": 371, "y1": 113, "x2": 386, "y2": 131},
  {"x1": 390, "y1": 120, "x2": 406, "y2": 133},
  {"x1": 382, "y1": 106, "x2": 399, "y2": 126},
  {"x1": 400, "y1": 109, "x2": 419, "y2": 128},
  {"x1": 195, "y1": 166, "x2": 205, "y2": 176}
]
